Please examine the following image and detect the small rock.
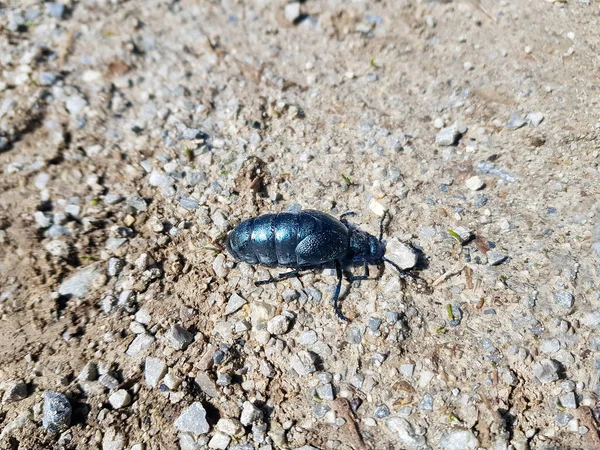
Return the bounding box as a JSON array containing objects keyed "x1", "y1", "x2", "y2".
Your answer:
[
  {"x1": 419, "y1": 394, "x2": 433, "y2": 410},
  {"x1": 433, "y1": 118, "x2": 445, "y2": 129},
  {"x1": 99, "y1": 374, "x2": 119, "y2": 390},
  {"x1": 368, "y1": 198, "x2": 386, "y2": 217},
  {"x1": 386, "y1": 417, "x2": 426, "y2": 449},
  {"x1": 58, "y1": 264, "x2": 100, "y2": 298},
  {"x1": 399, "y1": 364, "x2": 415, "y2": 377},
  {"x1": 216, "y1": 418, "x2": 245, "y2": 437},
  {"x1": 126, "y1": 333, "x2": 155, "y2": 356},
  {"x1": 316, "y1": 384, "x2": 334, "y2": 401},
  {"x1": 45, "y1": 240, "x2": 70, "y2": 258},
  {"x1": 533, "y1": 359, "x2": 561, "y2": 384},
  {"x1": 507, "y1": 114, "x2": 527, "y2": 129},
  {"x1": 282, "y1": 289, "x2": 300, "y2": 302},
  {"x1": 374, "y1": 405, "x2": 390, "y2": 419},
  {"x1": 108, "y1": 390, "x2": 131, "y2": 409},
  {"x1": 175, "y1": 402, "x2": 210, "y2": 435},
  {"x1": 225, "y1": 293, "x2": 246, "y2": 315},
  {"x1": 165, "y1": 324, "x2": 194, "y2": 350},
  {"x1": 145, "y1": 357, "x2": 167, "y2": 388},
  {"x1": 43, "y1": 391, "x2": 72, "y2": 433},
  {"x1": 46, "y1": 2, "x2": 66, "y2": 18},
  {"x1": 290, "y1": 351, "x2": 317, "y2": 376},
  {"x1": 240, "y1": 401, "x2": 262, "y2": 426},
  {"x1": 449, "y1": 226, "x2": 472, "y2": 244},
  {"x1": 284, "y1": 2, "x2": 301, "y2": 23},
  {"x1": 368, "y1": 317, "x2": 382, "y2": 332},
  {"x1": 540, "y1": 338, "x2": 561, "y2": 354},
  {"x1": 216, "y1": 374, "x2": 232, "y2": 386},
  {"x1": 195, "y1": 372, "x2": 219, "y2": 398},
  {"x1": 212, "y1": 253, "x2": 229, "y2": 278},
  {"x1": 126, "y1": 196, "x2": 147, "y2": 212},
  {"x1": 208, "y1": 431, "x2": 231, "y2": 450},
  {"x1": 38, "y1": 72, "x2": 57, "y2": 86},
  {"x1": 2, "y1": 381, "x2": 27, "y2": 403},
  {"x1": 555, "y1": 290, "x2": 574, "y2": 308},
  {"x1": 385, "y1": 239, "x2": 417, "y2": 270},
  {"x1": 527, "y1": 112, "x2": 545, "y2": 126},
  {"x1": 102, "y1": 428, "x2": 125, "y2": 450},
  {"x1": 465, "y1": 176, "x2": 485, "y2": 191},
  {"x1": 438, "y1": 430, "x2": 479, "y2": 450},
  {"x1": 106, "y1": 237, "x2": 127, "y2": 251},
  {"x1": 78, "y1": 363, "x2": 98, "y2": 382},
  {"x1": 560, "y1": 392, "x2": 577, "y2": 409},
  {"x1": 267, "y1": 315, "x2": 291, "y2": 335},
  {"x1": 297, "y1": 330, "x2": 318, "y2": 345},
  {"x1": 487, "y1": 251, "x2": 508, "y2": 266},
  {"x1": 65, "y1": 96, "x2": 87, "y2": 116},
  {"x1": 436, "y1": 124, "x2": 462, "y2": 146},
  {"x1": 107, "y1": 258, "x2": 124, "y2": 277},
  {"x1": 35, "y1": 211, "x2": 52, "y2": 228}
]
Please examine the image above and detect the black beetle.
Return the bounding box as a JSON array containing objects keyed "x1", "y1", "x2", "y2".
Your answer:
[{"x1": 225, "y1": 209, "x2": 422, "y2": 321}]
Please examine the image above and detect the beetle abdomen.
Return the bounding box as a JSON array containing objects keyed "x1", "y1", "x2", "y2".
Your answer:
[{"x1": 226, "y1": 210, "x2": 348, "y2": 268}]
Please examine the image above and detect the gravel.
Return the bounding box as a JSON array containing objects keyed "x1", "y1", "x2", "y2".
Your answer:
[
  {"x1": 438, "y1": 430, "x2": 479, "y2": 449},
  {"x1": 1, "y1": 380, "x2": 28, "y2": 404},
  {"x1": 58, "y1": 264, "x2": 100, "y2": 298},
  {"x1": 533, "y1": 359, "x2": 561, "y2": 384},
  {"x1": 240, "y1": 401, "x2": 263, "y2": 426},
  {"x1": 108, "y1": 390, "x2": 131, "y2": 409},
  {"x1": 386, "y1": 417, "x2": 427, "y2": 449},
  {"x1": 555, "y1": 290, "x2": 575, "y2": 308},
  {"x1": 385, "y1": 239, "x2": 418, "y2": 270},
  {"x1": 165, "y1": 324, "x2": 194, "y2": 350},
  {"x1": 267, "y1": 314, "x2": 291, "y2": 335},
  {"x1": 174, "y1": 402, "x2": 210, "y2": 435},
  {"x1": 224, "y1": 293, "x2": 246, "y2": 315},
  {"x1": 126, "y1": 333, "x2": 155, "y2": 356},
  {"x1": 465, "y1": 176, "x2": 485, "y2": 191},
  {"x1": 42, "y1": 391, "x2": 72, "y2": 433},
  {"x1": 145, "y1": 357, "x2": 167, "y2": 388}
]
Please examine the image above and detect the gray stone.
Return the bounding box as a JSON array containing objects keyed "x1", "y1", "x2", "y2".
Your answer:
[
  {"x1": 316, "y1": 384, "x2": 334, "y2": 401},
  {"x1": 208, "y1": 431, "x2": 231, "y2": 449},
  {"x1": 165, "y1": 324, "x2": 194, "y2": 350},
  {"x1": 216, "y1": 373, "x2": 232, "y2": 386},
  {"x1": 195, "y1": 372, "x2": 219, "y2": 398},
  {"x1": 225, "y1": 293, "x2": 246, "y2": 315},
  {"x1": 290, "y1": 351, "x2": 317, "y2": 376},
  {"x1": 108, "y1": 390, "x2": 131, "y2": 409},
  {"x1": 58, "y1": 264, "x2": 100, "y2": 298},
  {"x1": 46, "y1": 2, "x2": 65, "y2": 18},
  {"x1": 45, "y1": 240, "x2": 70, "y2": 258},
  {"x1": 35, "y1": 211, "x2": 52, "y2": 228},
  {"x1": 385, "y1": 239, "x2": 418, "y2": 269},
  {"x1": 399, "y1": 364, "x2": 415, "y2": 377},
  {"x1": 438, "y1": 430, "x2": 479, "y2": 449},
  {"x1": 559, "y1": 392, "x2": 577, "y2": 409},
  {"x1": 240, "y1": 401, "x2": 262, "y2": 426},
  {"x1": 65, "y1": 96, "x2": 87, "y2": 116},
  {"x1": 175, "y1": 402, "x2": 210, "y2": 435},
  {"x1": 99, "y1": 373, "x2": 119, "y2": 389},
  {"x1": 540, "y1": 338, "x2": 561, "y2": 354},
  {"x1": 419, "y1": 394, "x2": 433, "y2": 410},
  {"x1": 107, "y1": 258, "x2": 124, "y2": 277},
  {"x1": 267, "y1": 315, "x2": 291, "y2": 335},
  {"x1": 436, "y1": 124, "x2": 461, "y2": 146},
  {"x1": 39, "y1": 72, "x2": 57, "y2": 86},
  {"x1": 101, "y1": 295, "x2": 117, "y2": 314},
  {"x1": 126, "y1": 333, "x2": 155, "y2": 356},
  {"x1": 105, "y1": 237, "x2": 127, "y2": 251},
  {"x1": 282, "y1": 289, "x2": 300, "y2": 302},
  {"x1": 449, "y1": 226, "x2": 473, "y2": 244},
  {"x1": 284, "y1": 2, "x2": 301, "y2": 23},
  {"x1": 216, "y1": 418, "x2": 244, "y2": 437},
  {"x1": 373, "y1": 405, "x2": 390, "y2": 419},
  {"x1": 507, "y1": 114, "x2": 527, "y2": 129},
  {"x1": 127, "y1": 195, "x2": 147, "y2": 212},
  {"x1": 527, "y1": 112, "x2": 545, "y2": 126},
  {"x1": 533, "y1": 359, "x2": 560, "y2": 384},
  {"x1": 78, "y1": 362, "x2": 98, "y2": 382},
  {"x1": 297, "y1": 330, "x2": 318, "y2": 345},
  {"x1": 148, "y1": 170, "x2": 174, "y2": 187},
  {"x1": 43, "y1": 391, "x2": 72, "y2": 432},
  {"x1": 145, "y1": 357, "x2": 167, "y2": 387},
  {"x1": 488, "y1": 251, "x2": 508, "y2": 266},
  {"x1": 2, "y1": 380, "x2": 27, "y2": 403},
  {"x1": 555, "y1": 290, "x2": 574, "y2": 308},
  {"x1": 385, "y1": 417, "x2": 426, "y2": 449},
  {"x1": 369, "y1": 317, "x2": 382, "y2": 332},
  {"x1": 465, "y1": 176, "x2": 485, "y2": 191}
]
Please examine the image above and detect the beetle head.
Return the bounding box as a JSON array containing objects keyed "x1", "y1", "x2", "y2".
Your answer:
[{"x1": 368, "y1": 234, "x2": 386, "y2": 263}]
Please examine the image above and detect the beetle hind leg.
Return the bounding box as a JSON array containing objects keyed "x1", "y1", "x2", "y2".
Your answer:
[
  {"x1": 347, "y1": 261, "x2": 369, "y2": 282},
  {"x1": 255, "y1": 268, "x2": 301, "y2": 286}
]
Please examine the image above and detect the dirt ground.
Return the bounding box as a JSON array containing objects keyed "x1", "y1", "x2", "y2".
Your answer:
[{"x1": 1, "y1": 0, "x2": 600, "y2": 449}]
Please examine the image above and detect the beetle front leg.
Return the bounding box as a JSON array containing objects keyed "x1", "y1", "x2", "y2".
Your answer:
[
  {"x1": 255, "y1": 269, "x2": 301, "y2": 286},
  {"x1": 347, "y1": 261, "x2": 369, "y2": 282}
]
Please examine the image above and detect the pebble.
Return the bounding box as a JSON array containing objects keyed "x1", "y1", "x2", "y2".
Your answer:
[
  {"x1": 465, "y1": 176, "x2": 485, "y2": 191},
  {"x1": 58, "y1": 264, "x2": 100, "y2": 298},
  {"x1": 540, "y1": 338, "x2": 561, "y2": 354},
  {"x1": 449, "y1": 226, "x2": 472, "y2": 244},
  {"x1": 385, "y1": 417, "x2": 427, "y2": 449},
  {"x1": 34, "y1": 211, "x2": 52, "y2": 228},
  {"x1": 108, "y1": 390, "x2": 131, "y2": 409},
  {"x1": 284, "y1": 2, "x2": 301, "y2": 23},
  {"x1": 555, "y1": 290, "x2": 574, "y2": 308},
  {"x1": 507, "y1": 114, "x2": 527, "y2": 129},
  {"x1": 267, "y1": 315, "x2": 291, "y2": 335},
  {"x1": 216, "y1": 418, "x2": 244, "y2": 437},
  {"x1": 240, "y1": 401, "x2": 263, "y2": 426},
  {"x1": 282, "y1": 289, "x2": 300, "y2": 302},
  {"x1": 560, "y1": 392, "x2": 577, "y2": 409},
  {"x1": 433, "y1": 118, "x2": 445, "y2": 129},
  {"x1": 165, "y1": 324, "x2": 194, "y2": 350},
  {"x1": 399, "y1": 364, "x2": 415, "y2": 377},
  {"x1": 99, "y1": 374, "x2": 120, "y2": 390},
  {"x1": 369, "y1": 317, "x2": 382, "y2": 332},
  {"x1": 208, "y1": 431, "x2": 231, "y2": 449},
  {"x1": 46, "y1": 2, "x2": 65, "y2": 18},
  {"x1": 419, "y1": 394, "x2": 433, "y2": 410},
  {"x1": 126, "y1": 196, "x2": 147, "y2": 212},
  {"x1": 216, "y1": 374, "x2": 232, "y2": 386},
  {"x1": 126, "y1": 333, "x2": 155, "y2": 356},
  {"x1": 385, "y1": 239, "x2": 418, "y2": 269},
  {"x1": 108, "y1": 258, "x2": 124, "y2": 277},
  {"x1": 145, "y1": 357, "x2": 167, "y2": 387},
  {"x1": 527, "y1": 112, "x2": 545, "y2": 126},
  {"x1": 65, "y1": 96, "x2": 87, "y2": 116},
  {"x1": 106, "y1": 237, "x2": 127, "y2": 251},
  {"x1": 290, "y1": 351, "x2": 317, "y2": 376},
  {"x1": 438, "y1": 430, "x2": 479, "y2": 449},
  {"x1": 43, "y1": 391, "x2": 72, "y2": 433},
  {"x1": 175, "y1": 402, "x2": 210, "y2": 435},
  {"x1": 78, "y1": 362, "x2": 98, "y2": 382},
  {"x1": 369, "y1": 198, "x2": 386, "y2": 217},
  {"x1": 45, "y1": 240, "x2": 70, "y2": 258},
  {"x1": 195, "y1": 372, "x2": 219, "y2": 398},
  {"x1": 373, "y1": 405, "x2": 390, "y2": 419},
  {"x1": 533, "y1": 359, "x2": 560, "y2": 384},
  {"x1": 224, "y1": 293, "x2": 246, "y2": 315},
  {"x1": 316, "y1": 384, "x2": 334, "y2": 401},
  {"x1": 297, "y1": 330, "x2": 318, "y2": 345},
  {"x1": 487, "y1": 251, "x2": 508, "y2": 266},
  {"x1": 2, "y1": 380, "x2": 27, "y2": 404},
  {"x1": 435, "y1": 124, "x2": 462, "y2": 146},
  {"x1": 102, "y1": 428, "x2": 125, "y2": 450}
]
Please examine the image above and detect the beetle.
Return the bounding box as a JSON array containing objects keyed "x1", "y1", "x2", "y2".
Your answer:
[{"x1": 225, "y1": 209, "x2": 423, "y2": 321}]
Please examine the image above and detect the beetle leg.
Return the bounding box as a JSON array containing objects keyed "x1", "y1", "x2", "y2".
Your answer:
[
  {"x1": 339, "y1": 211, "x2": 356, "y2": 224},
  {"x1": 378, "y1": 210, "x2": 390, "y2": 242},
  {"x1": 333, "y1": 260, "x2": 350, "y2": 322},
  {"x1": 255, "y1": 268, "x2": 302, "y2": 286},
  {"x1": 347, "y1": 261, "x2": 369, "y2": 282}
]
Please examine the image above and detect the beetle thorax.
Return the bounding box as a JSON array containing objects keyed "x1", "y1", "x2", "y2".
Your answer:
[{"x1": 348, "y1": 229, "x2": 386, "y2": 263}]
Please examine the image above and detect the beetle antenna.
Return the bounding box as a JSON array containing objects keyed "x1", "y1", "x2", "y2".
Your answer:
[
  {"x1": 378, "y1": 210, "x2": 389, "y2": 242},
  {"x1": 382, "y1": 257, "x2": 418, "y2": 280}
]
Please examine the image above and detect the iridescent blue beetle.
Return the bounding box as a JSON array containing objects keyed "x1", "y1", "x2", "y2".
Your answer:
[{"x1": 225, "y1": 209, "x2": 421, "y2": 321}]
